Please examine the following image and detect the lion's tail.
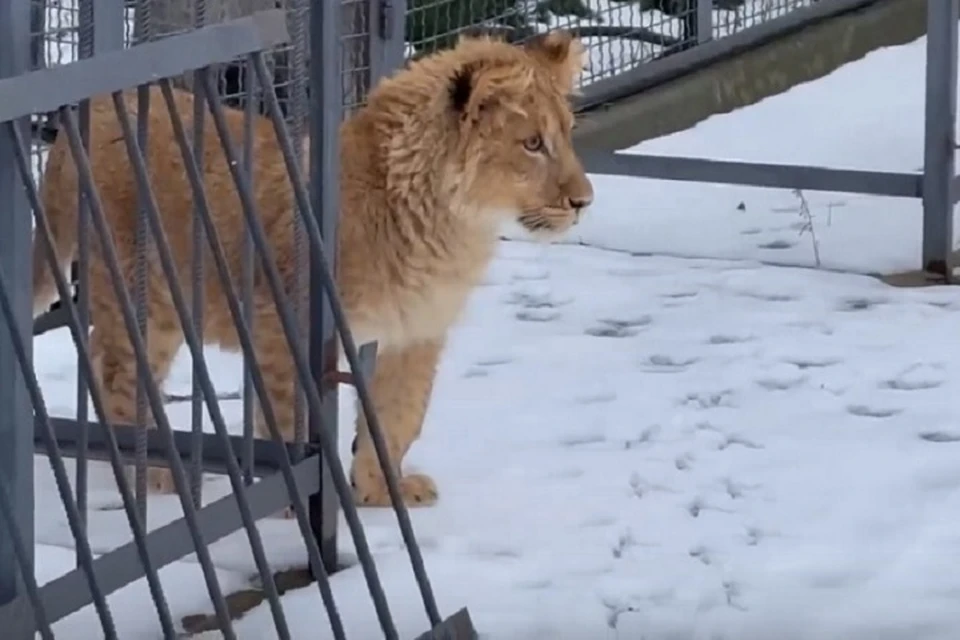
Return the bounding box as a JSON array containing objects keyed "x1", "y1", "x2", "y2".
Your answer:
[{"x1": 31, "y1": 154, "x2": 77, "y2": 319}]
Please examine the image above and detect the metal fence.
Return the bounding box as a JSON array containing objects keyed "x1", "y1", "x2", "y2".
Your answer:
[
  {"x1": 0, "y1": 0, "x2": 475, "y2": 638},
  {"x1": 403, "y1": 0, "x2": 818, "y2": 102},
  {"x1": 577, "y1": 0, "x2": 957, "y2": 278}
]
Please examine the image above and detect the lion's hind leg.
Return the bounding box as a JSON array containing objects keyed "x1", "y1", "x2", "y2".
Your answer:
[{"x1": 89, "y1": 264, "x2": 185, "y2": 495}]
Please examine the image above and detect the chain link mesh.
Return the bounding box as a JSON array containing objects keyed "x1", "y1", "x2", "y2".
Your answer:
[{"x1": 406, "y1": 0, "x2": 817, "y2": 89}]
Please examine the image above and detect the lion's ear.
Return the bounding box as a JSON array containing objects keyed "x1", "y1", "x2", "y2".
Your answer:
[
  {"x1": 523, "y1": 30, "x2": 585, "y2": 94},
  {"x1": 449, "y1": 62, "x2": 502, "y2": 121}
]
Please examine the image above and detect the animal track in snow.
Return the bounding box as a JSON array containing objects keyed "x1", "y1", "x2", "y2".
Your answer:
[
  {"x1": 707, "y1": 333, "x2": 754, "y2": 345},
  {"x1": 781, "y1": 355, "x2": 842, "y2": 369},
  {"x1": 638, "y1": 353, "x2": 699, "y2": 373},
  {"x1": 757, "y1": 239, "x2": 796, "y2": 250},
  {"x1": 688, "y1": 545, "x2": 712, "y2": 565},
  {"x1": 837, "y1": 295, "x2": 887, "y2": 312},
  {"x1": 879, "y1": 363, "x2": 945, "y2": 391},
  {"x1": 717, "y1": 434, "x2": 763, "y2": 451},
  {"x1": 846, "y1": 404, "x2": 902, "y2": 418},
  {"x1": 919, "y1": 431, "x2": 960, "y2": 443},
  {"x1": 680, "y1": 390, "x2": 737, "y2": 410},
  {"x1": 584, "y1": 315, "x2": 652, "y2": 338},
  {"x1": 755, "y1": 371, "x2": 807, "y2": 391},
  {"x1": 515, "y1": 308, "x2": 562, "y2": 323}
]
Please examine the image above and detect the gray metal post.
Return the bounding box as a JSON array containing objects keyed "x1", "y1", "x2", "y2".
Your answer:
[
  {"x1": 379, "y1": 0, "x2": 406, "y2": 77},
  {"x1": 93, "y1": 0, "x2": 127, "y2": 51},
  {"x1": 0, "y1": 0, "x2": 36, "y2": 637},
  {"x1": 696, "y1": 0, "x2": 713, "y2": 45},
  {"x1": 922, "y1": 0, "x2": 958, "y2": 278},
  {"x1": 308, "y1": 0, "x2": 343, "y2": 575}
]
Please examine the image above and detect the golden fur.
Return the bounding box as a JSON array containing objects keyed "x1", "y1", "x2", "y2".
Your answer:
[{"x1": 32, "y1": 31, "x2": 594, "y2": 507}]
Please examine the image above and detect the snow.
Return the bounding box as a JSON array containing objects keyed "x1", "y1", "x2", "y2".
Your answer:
[
  {"x1": 24, "y1": 6, "x2": 960, "y2": 640},
  {"x1": 518, "y1": 33, "x2": 960, "y2": 276}
]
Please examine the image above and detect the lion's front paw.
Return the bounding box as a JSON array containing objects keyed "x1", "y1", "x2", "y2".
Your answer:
[{"x1": 352, "y1": 470, "x2": 438, "y2": 508}]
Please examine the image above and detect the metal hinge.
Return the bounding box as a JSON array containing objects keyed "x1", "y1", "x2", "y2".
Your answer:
[{"x1": 378, "y1": 0, "x2": 393, "y2": 39}]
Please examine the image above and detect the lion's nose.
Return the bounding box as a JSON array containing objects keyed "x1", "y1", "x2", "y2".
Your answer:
[{"x1": 568, "y1": 195, "x2": 593, "y2": 210}]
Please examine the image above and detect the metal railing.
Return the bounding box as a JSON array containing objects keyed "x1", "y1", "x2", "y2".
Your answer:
[
  {"x1": 403, "y1": 0, "x2": 821, "y2": 106},
  {"x1": 0, "y1": 0, "x2": 475, "y2": 637},
  {"x1": 576, "y1": 0, "x2": 956, "y2": 277}
]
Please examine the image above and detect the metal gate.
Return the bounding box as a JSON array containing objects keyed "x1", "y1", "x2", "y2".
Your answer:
[{"x1": 0, "y1": 0, "x2": 475, "y2": 637}]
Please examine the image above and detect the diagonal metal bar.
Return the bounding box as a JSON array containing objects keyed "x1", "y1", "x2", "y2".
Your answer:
[
  {"x1": 110, "y1": 90, "x2": 292, "y2": 639},
  {"x1": 241, "y1": 60, "x2": 257, "y2": 486},
  {"x1": 75, "y1": 0, "x2": 94, "y2": 560},
  {"x1": 0, "y1": 10, "x2": 290, "y2": 125},
  {"x1": 0, "y1": 159, "x2": 119, "y2": 639},
  {"x1": 189, "y1": 3, "x2": 208, "y2": 509},
  {"x1": 0, "y1": 474, "x2": 54, "y2": 640},
  {"x1": 157, "y1": 77, "x2": 347, "y2": 640},
  {"x1": 252, "y1": 53, "x2": 443, "y2": 626},
  {"x1": 200, "y1": 68, "x2": 402, "y2": 639},
  {"x1": 37, "y1": 452, "x2": 321, "y2": 625},
  {"x1": 9, "y1": 120, "x2": 178, "y2": 637},
  {"x1": 57, "y1": 106, "x2": 238, "y2": 640}
]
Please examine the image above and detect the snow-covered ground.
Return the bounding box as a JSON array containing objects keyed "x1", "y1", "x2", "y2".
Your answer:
[
  {"x1": 520, "y1": 32, "x2": 960, "y2": 276},
  {"x1": 23, "y1": 7, "x2": 960, "y2": 640}
]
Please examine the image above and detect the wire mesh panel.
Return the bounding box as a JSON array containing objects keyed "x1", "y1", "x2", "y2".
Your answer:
[{"x1": 403, "y1": 0, "x2": 818, "y2": 93}]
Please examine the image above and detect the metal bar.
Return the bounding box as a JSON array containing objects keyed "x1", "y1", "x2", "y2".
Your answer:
[
  {"x1": 110, "y1": 91, "x2": 293, "y2": 639},
  {"x1": 190, "y1": 0, "x2": 209, "y2": 509},
  {"x1": 57, "y1": 107, "x2": 239, "y2": 640},
  {"x1": 242, "y1": 62, "x2": 257, "y2": 486},
  {"x1": 289, "y1": 0, "x2": 309, "y2": 472},
  {"x1": 696, "y1": 0, "x2": 713, "y2": 45},
  {"x1": 575, "y1": 0, "x2": 880, "y2": 113},
  {"x1": 369, "y1": 0, "x2": 385, "y2": 85},
  {"x1": 35, "y1": 416, "x2": 312, "y2": 477},
  {"x1": 0, "y1": 471, "x2": 52, "y2": 638},
  {"x1": 309, "y1": 0, "x2": 343, "y2": 579},
  {"x1": 380, "y1": 0, "x2": 407, "y2": 79},
  {"x1": 132, "y1": 0, "x2": 153, "y2": 523},
  {"x1": 93, "y1": 0, "x2": 126, "y2": 52},
  {"x1": 0, "y1": 257, "x2": 122, "y2": 638},
  {"x1": 253, "y1": 52, "x2": 444, "y2": 629},
  {"x1": 413, "y1": 608, "x2": 478, "y2": 640},
  {"x1": 921, "y1": 0, "x2": 958, "y2": 277},
  {"x1": 0, "y1": 1, "x2": 35, "y2": 636},
  {"x1": 0, "y1": 10, "x2": 291, "y2": 124},
  {"x1": 202, "y1": 64, "x2": 400, "y2": 639},
  {"x1": 0, "y1": 134, "x2": 121, "y2": 640},
  {"x1": 76, "y1": 0, "x2": 94, "y2": 569},
  {"x1": 157, "y1": 78, "x2": 348, "y2": 640},
  {"x1": 579, "y1": 150, "x2": 923, "y2": 199},
  {"x1": 38, "y1": 455, "x2": 321, "y2": 625},
  {"x1": 12, "y1": 118, "x2": 179, "y2": 638}
]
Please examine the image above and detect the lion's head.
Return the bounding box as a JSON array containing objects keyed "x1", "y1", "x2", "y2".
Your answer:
[
  {"x1": 444, "y1": 31, "x2": 594, "y2": 237},
  {"x1": 366, "y1": 30, "x2": 595, "y2": 239}
]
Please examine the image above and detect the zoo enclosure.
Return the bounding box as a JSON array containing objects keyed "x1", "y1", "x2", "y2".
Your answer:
[
  {"x1": 0, "y1": 0, "x2": 474, "y2": 638},
  {"x1": 2, "y1": 0, "x2": 951, "y2": 637}
]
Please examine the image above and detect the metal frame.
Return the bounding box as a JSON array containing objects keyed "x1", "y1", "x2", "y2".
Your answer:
[
  {"x1": 0, "y1": 1, "x2": 476, "y2": 637},
  {"x1": 575, "y1": 0, "x2": 883, "y2": 112},
  {"x1": 0, "y1": 0, "x2": 35, "y2": 637},
  {"x1": 580, "y1": 0, "x2": 958, "y2": 279}
]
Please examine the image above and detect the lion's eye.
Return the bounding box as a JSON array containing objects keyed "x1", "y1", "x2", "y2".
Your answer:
[{"x1": 523, "y1": 134, "x2": 545, "y2": 153}]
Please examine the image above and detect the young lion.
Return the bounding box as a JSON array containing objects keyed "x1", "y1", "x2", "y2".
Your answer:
[{"x1": 33, "y1": 30, "x2": 594, "y2": 507}]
